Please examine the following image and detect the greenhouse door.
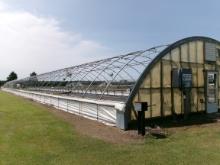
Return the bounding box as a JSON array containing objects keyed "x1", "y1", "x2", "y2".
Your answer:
[{"x1": 205, "y1": 71, "x2": 218, "y2": 113}]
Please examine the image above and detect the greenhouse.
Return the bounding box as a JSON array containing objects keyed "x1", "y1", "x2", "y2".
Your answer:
[{"x1": 3, "y1": 36, "x2": 220, "y2": 130}]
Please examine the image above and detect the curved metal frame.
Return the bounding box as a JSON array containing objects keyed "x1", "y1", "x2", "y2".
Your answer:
[
  {"x1": 4, "y1": 44, "x2": 168, "y2": 101},
  {"x1": 5, "y1": 36, "x2": 218, "y2": 106}
]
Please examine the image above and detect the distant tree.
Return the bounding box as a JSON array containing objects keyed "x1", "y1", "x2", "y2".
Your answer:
[
  {"x1": 0, "y1": 81, "x2": 6, "y2": 86},
  {"x1": 30, "y1": 72, "x2": 37, "y2": 77},
  {"x1": 7, "y1": 72, "x2": 18, "y2": 82}
]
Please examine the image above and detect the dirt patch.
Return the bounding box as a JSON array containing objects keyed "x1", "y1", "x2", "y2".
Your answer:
[
  {"x1": 47, "y1": 107, "x2": 144, "y2": 144},
  {"x1": 25, "y1": 99, "x2": 144, "y2": 144},
  {"x1": 38, "y1": 103, "x2": 220, "y2": 143}
]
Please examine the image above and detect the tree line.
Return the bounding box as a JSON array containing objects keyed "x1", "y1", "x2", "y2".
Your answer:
[{"x1": 0, "y1": 71, "x2": 37, "y2": 87}]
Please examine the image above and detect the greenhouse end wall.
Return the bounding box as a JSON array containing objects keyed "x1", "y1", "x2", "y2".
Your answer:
[{"x1": 131, "y1": 38, "x2": 220, "y2": 121}]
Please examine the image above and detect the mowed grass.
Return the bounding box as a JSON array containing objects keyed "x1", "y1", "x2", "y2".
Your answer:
[{"x1": 1, "y1": 91, "x2": 220, "y2": 165}]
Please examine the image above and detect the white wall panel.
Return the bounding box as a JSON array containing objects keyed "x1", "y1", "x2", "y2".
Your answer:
[{"x1": 2, "y1": 88, "x2": 119, "y2": 126}]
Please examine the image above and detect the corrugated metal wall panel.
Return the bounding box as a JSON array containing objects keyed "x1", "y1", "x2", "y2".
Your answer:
[
  {"x1": 98, "y1": 105, "x2": 116, "y2": 124},
  {"x1": 81, "y1": 102, "x2": 98, "y2": 119},
  {"x1": 68, "y1": 100, "x2": 80, "y2": 114}
]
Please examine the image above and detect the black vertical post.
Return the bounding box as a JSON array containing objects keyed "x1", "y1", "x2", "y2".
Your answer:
[
  {"x1": 183, "y1": 89, "x2": 191, "y2": 120},
  {"x1": 183, "y1": 94, "x2": 187, "y2": 120},
  {"x1": 137, "y1": 111, "x2": 142, "y2": 135},
  {"x1": 137, "y1": 102, "x2": 148, "y2": 136},
  {"x1": 141, "y1": 102, "x2": 148, "y2": 136}
]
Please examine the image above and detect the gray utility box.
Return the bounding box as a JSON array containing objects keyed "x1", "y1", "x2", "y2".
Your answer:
[
  {"x1": 171, "y1": 68, "x2": 192, "y2": 89},
  {"x1": 116, "y1": 110, "x2": 130, "y2": 130}
]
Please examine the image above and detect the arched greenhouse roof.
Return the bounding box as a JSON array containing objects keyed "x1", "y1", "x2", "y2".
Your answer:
[
  {"x1": 4, "y1": 45, "x2": 168, "y2": 101},
  {"x1": 4, "y1": 36, "x2": 220, "y2": 104}
]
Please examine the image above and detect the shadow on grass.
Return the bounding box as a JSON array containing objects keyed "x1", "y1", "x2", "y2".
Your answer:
[{"x1": 128, "y1": 112, "x2": 220, "y2": 131}]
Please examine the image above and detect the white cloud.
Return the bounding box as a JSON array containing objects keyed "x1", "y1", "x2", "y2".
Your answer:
[
  {"x1": 0, "y1": 1, "x2": 113, "y2": 79},
  {"x1": 0, "y1": 1, "x2": 7, "y2": 10}
]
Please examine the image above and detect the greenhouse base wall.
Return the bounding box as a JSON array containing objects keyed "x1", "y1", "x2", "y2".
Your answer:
[{"x1": 2, "y1": 88, "x2": 128, "y2": 130}]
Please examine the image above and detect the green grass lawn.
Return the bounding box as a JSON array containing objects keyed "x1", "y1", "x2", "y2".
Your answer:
[{"x1": 1, "y1": 91, "x2": 220, "y2": 165}]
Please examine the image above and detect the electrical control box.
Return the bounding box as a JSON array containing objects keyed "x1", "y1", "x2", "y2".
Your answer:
[
  {"x1": 180, "y1": 68, "x2": 192, "y2": 89},
  {"x1": 171, "y1": 68, "x2": 192, "y2": 89}
]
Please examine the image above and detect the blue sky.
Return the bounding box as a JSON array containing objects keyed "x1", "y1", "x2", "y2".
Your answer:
[{"x1": 0, "y1": 0, "x2": 220, "y2": 79}]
